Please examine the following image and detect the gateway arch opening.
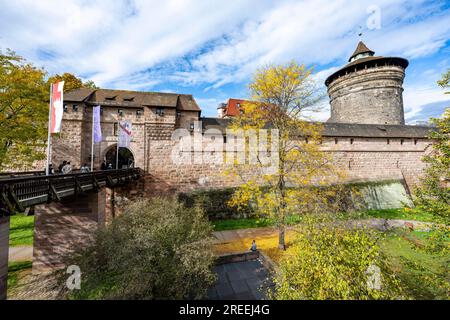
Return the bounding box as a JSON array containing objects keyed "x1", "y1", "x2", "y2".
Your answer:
[{"x1": 104, "y1": 146, "x2": 134, "y2": 169}]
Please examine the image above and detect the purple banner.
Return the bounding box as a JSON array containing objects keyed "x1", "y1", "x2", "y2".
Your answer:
[{"x1": 93, "y1": 105, "x2": 102, "y2": 143}]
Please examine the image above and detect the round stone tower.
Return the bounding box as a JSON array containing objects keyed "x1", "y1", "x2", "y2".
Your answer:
[{"x1": 325, "y1": 41, "x2": 409, "y2": 125}]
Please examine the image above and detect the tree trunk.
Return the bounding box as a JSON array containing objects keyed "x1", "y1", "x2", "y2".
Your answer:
[{"x1": 278, "y1": 226, "x2": 286, "y2": 250}]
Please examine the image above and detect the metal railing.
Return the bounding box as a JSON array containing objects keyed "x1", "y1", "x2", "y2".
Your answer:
[
  {"x1": 0, "y1": 168, "x2": 143, "y2": 216},
  {"x1": 0, "y1": 170, "x2": 46, "y2": 180}
]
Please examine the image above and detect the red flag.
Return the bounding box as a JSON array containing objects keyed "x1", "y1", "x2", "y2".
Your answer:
[{"x1": 50, "y1": 81, "x2": 64, "y2": 133}]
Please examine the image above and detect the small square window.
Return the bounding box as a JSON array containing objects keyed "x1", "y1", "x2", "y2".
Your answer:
[
  {"x1": 400, "y1": 139, "x2": 404, "y2": 145},
  {"x1": 350, "y1": 138, "x2": 354, "y2": 144},
  {"x1": 118, "y1": 109, "x2": 124, "y2": 116},
  {"x1": 136, "y1": 109, "x2": 143, "y2": 117},
  {"x1": 176, "y1": 111, "x2": 181, "y2": 118},
  {"x1": 63, "y1": 104, "x2": 68, "y2": 112},
  {"x1": 100, "y1": 107, "x2": 104, "y2": 115},
  {"x1": 156, "y1": 107, "x2": 164, "y2": 116},
  {"x1": 190, "y1": 123, "x2": 195, "y2": 130},
  {"x1": 334, "y1": 138, "x2": 338, "y2": 144},
  {"x1": 113, "y1": 123, "x2": 118, "y2": 136},
  {"x1": 72, "y1": 105, "x2": 78, "y2": 112}
]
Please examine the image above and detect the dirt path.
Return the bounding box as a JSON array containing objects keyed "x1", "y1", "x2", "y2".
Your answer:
[{"x1": 9, "y1": 246, "x2": 33, "y2": 262}]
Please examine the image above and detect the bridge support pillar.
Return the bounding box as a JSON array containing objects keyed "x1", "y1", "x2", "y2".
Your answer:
[
  {"x1": 0, "y1": 216, "x2": 10, "y2": 300},
  {"x1": 32, "y1": 190, "x2": 106, "y2": 274}
]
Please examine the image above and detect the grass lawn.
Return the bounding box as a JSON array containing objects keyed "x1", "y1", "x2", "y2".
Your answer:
[
  {"x1": 212, "y1": 208, "x2": 436, "y2": 231},
  {"x1": 361, "y1": 208, "x2": 436, "y2": 222},
  {"x1": 212, "y1": 215, "x2": 302, "y2": 231},
  {"x1": 380, "y1": 229, "x2": 449, "y2": 299},
  {"x1": 7, "y1": 260, "x2": 32, "y2": 293},
  {"x1": 9, "y1": 214, "x2": 35, "y2": 247}
]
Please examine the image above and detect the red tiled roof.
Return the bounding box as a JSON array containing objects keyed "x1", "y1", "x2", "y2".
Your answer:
[{"x1": 224, "y1": 98, "x2": 252, "y2": 117}]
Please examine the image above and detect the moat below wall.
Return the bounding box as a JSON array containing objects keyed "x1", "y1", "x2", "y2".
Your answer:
[
  {"x1": 354, "y1": 180, "x2": 413, "y2": 209},
  {"x1": 175, "y1": 179, "x2": 413, "y2": 220}
]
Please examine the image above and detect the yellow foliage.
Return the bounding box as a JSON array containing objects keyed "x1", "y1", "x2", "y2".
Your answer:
[
  {"x1": 213, "y1": 230, "x2": 295, "y2": 263},
  {"x1": 227, "y1": 61, "x2": 344, "y2": 249}
]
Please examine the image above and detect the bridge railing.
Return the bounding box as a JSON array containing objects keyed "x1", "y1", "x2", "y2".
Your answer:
[
  {"x1": 0, "y1": 168, "x2": 143, "y2": 215},
  {"x1": 0, "y1": 170, "x2": 46, "y2": 180}
]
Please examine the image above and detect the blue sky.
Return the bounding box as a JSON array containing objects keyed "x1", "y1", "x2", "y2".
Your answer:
[{"x1": 1, "y1": 0, "x2": 449, "y2": 122}]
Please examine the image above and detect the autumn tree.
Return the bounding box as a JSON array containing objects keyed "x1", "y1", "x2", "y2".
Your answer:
[
  {"x1": 0, "y1": 49, "x2": 48, "y2": 170},
  {"x1": 47, "y1": 72, "x2": 98, "y2": 91},
  {"x1": 272, "y1": 213, "x2": 406, "y2": 299},
  {"x1": 414, "y1": 69, "x2": 450, "y2": 223},
  {"x1": 228, "y1": 62, "x2": 340, "y2": 249}
]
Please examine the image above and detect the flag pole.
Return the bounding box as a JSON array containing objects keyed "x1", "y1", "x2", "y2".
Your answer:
[
  {"x1": 45, "y1": 84, "x2": 53, "y2": 175},
  {"x1": 116, "y1": 121, "x2": 119, "y2": 170},
  {"x1": 91, "y1": 106, "x2": 95, "y2": 172}
]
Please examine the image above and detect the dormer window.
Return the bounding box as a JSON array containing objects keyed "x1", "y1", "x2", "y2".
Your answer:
[
  {"x1": 124, "y1": 97, "x2": 134, "y2": 102},
  {"x1": 105, "y1": 96, "x2": 116, "y2": 101},
  {"x1": 156, "y1": 107, "x2": 164, "y2": 117}
]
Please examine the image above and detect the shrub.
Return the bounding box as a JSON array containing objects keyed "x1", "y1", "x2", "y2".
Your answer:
[
  {"x1": 61, "y1": 197, "x2": 216, "y2": 299},
  {"x1": 272, "y1": 214, "x2": 406, "y2": 300}
]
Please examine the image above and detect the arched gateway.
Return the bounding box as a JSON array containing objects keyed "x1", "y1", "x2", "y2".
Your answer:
[{"x1": 104, "y1": 145, "x2": 135, "y2": 169}]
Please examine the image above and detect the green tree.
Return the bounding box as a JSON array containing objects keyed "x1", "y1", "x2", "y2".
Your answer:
[
  {"x1": 0, "y1": 49, "x2": 48, "y2": 170},
  {"x1": 228, "y1": 61, "x2": 340, "y2": 249},
  {"x1": 414, "y1": 69, "x2": 450, "y2": 223},
  {"x1": 47, "y1": 72, "x2": 98, "y2": 91},
  {"x1": 272, "y1": 214, "x2": 406, "y2": 300},
  {"x1": 61, "y1": 198, "x2": 216, "y2": 300}
]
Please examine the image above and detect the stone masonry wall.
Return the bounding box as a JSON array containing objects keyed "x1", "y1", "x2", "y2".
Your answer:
[
  {"x1": 32, "y1": 190, "x2": 106, "y2": 273},
  {"x1": 0, "y1": 216, "x2": 9, "y2": 299},
  {"x1": 143, "y1": 135, "x2": 432, "y2": 194},
  {"x1": 327, "y1": 65, "x2": 406, "y2": 125}
]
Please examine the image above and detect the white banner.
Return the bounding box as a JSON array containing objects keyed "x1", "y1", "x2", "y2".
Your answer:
[
  {"x1": 50, "y1": 81, "x2": 64, "y2": 133},
  {"x1": 118, "y1": 121, "x2": 132, "y2": 148}
]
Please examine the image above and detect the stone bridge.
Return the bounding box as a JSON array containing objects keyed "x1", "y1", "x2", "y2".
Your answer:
[{"x1": 0, "y1": 168, "x2": 143, "y2": 299}]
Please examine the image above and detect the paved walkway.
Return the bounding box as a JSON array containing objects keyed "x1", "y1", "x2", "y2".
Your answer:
[
  {"x1": 9, "y1": 246, "x2": 33, "y2": 262},
  {"x1": 207, "y1": 259, "x2": 273, "y2": 300}
]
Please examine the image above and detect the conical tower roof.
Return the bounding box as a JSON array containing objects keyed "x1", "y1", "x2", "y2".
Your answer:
[{"x1": 349, "y1": 41, "x2": 375, "y2": 62}]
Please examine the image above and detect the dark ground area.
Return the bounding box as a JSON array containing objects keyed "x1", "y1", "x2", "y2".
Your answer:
[{"x1": 207, "y1": 259, "x2": 273, "y2": 300}]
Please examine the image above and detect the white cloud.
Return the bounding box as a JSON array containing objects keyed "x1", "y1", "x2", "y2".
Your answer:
[
  {"x1": 0, "y1": 0, "x2": 449, "y2": 123},
  {"x1": 403, "y1": 84, "x2": 449, "y2": 121}
]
